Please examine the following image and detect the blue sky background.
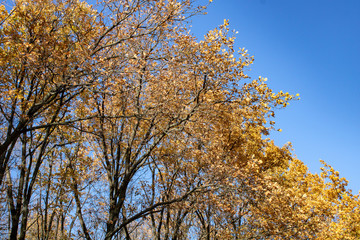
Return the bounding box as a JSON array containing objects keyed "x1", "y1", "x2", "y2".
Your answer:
[{"x1": 191, "y1": 0, "x2": 360, "y2": 192}]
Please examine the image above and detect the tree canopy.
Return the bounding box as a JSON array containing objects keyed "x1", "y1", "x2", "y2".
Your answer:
[{"x1": 0, "y1": 0, "x2": 359, "y2": 239}]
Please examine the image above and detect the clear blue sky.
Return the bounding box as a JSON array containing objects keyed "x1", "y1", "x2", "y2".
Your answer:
[{"x1": 191, "y1": 0, "x2": 360, "y2": 192}]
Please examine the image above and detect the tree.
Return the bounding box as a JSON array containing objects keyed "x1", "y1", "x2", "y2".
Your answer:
[{"x1": 0, "y1": 0, "x2": 359, "y2": 239}]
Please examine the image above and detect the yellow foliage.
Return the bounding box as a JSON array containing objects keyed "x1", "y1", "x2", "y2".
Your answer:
[{"x1": 0, "y1": 0, "x2": 357, "y2": 239}]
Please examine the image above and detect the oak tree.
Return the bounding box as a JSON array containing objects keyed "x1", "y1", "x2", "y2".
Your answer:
[{"x1": 0, "y1": 0, "x2": 358, "y2": 239}]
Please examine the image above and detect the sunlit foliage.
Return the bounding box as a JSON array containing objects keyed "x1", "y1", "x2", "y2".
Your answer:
[{"x1": 0, "y1": 0, "x2": 358, "y2": 239}]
